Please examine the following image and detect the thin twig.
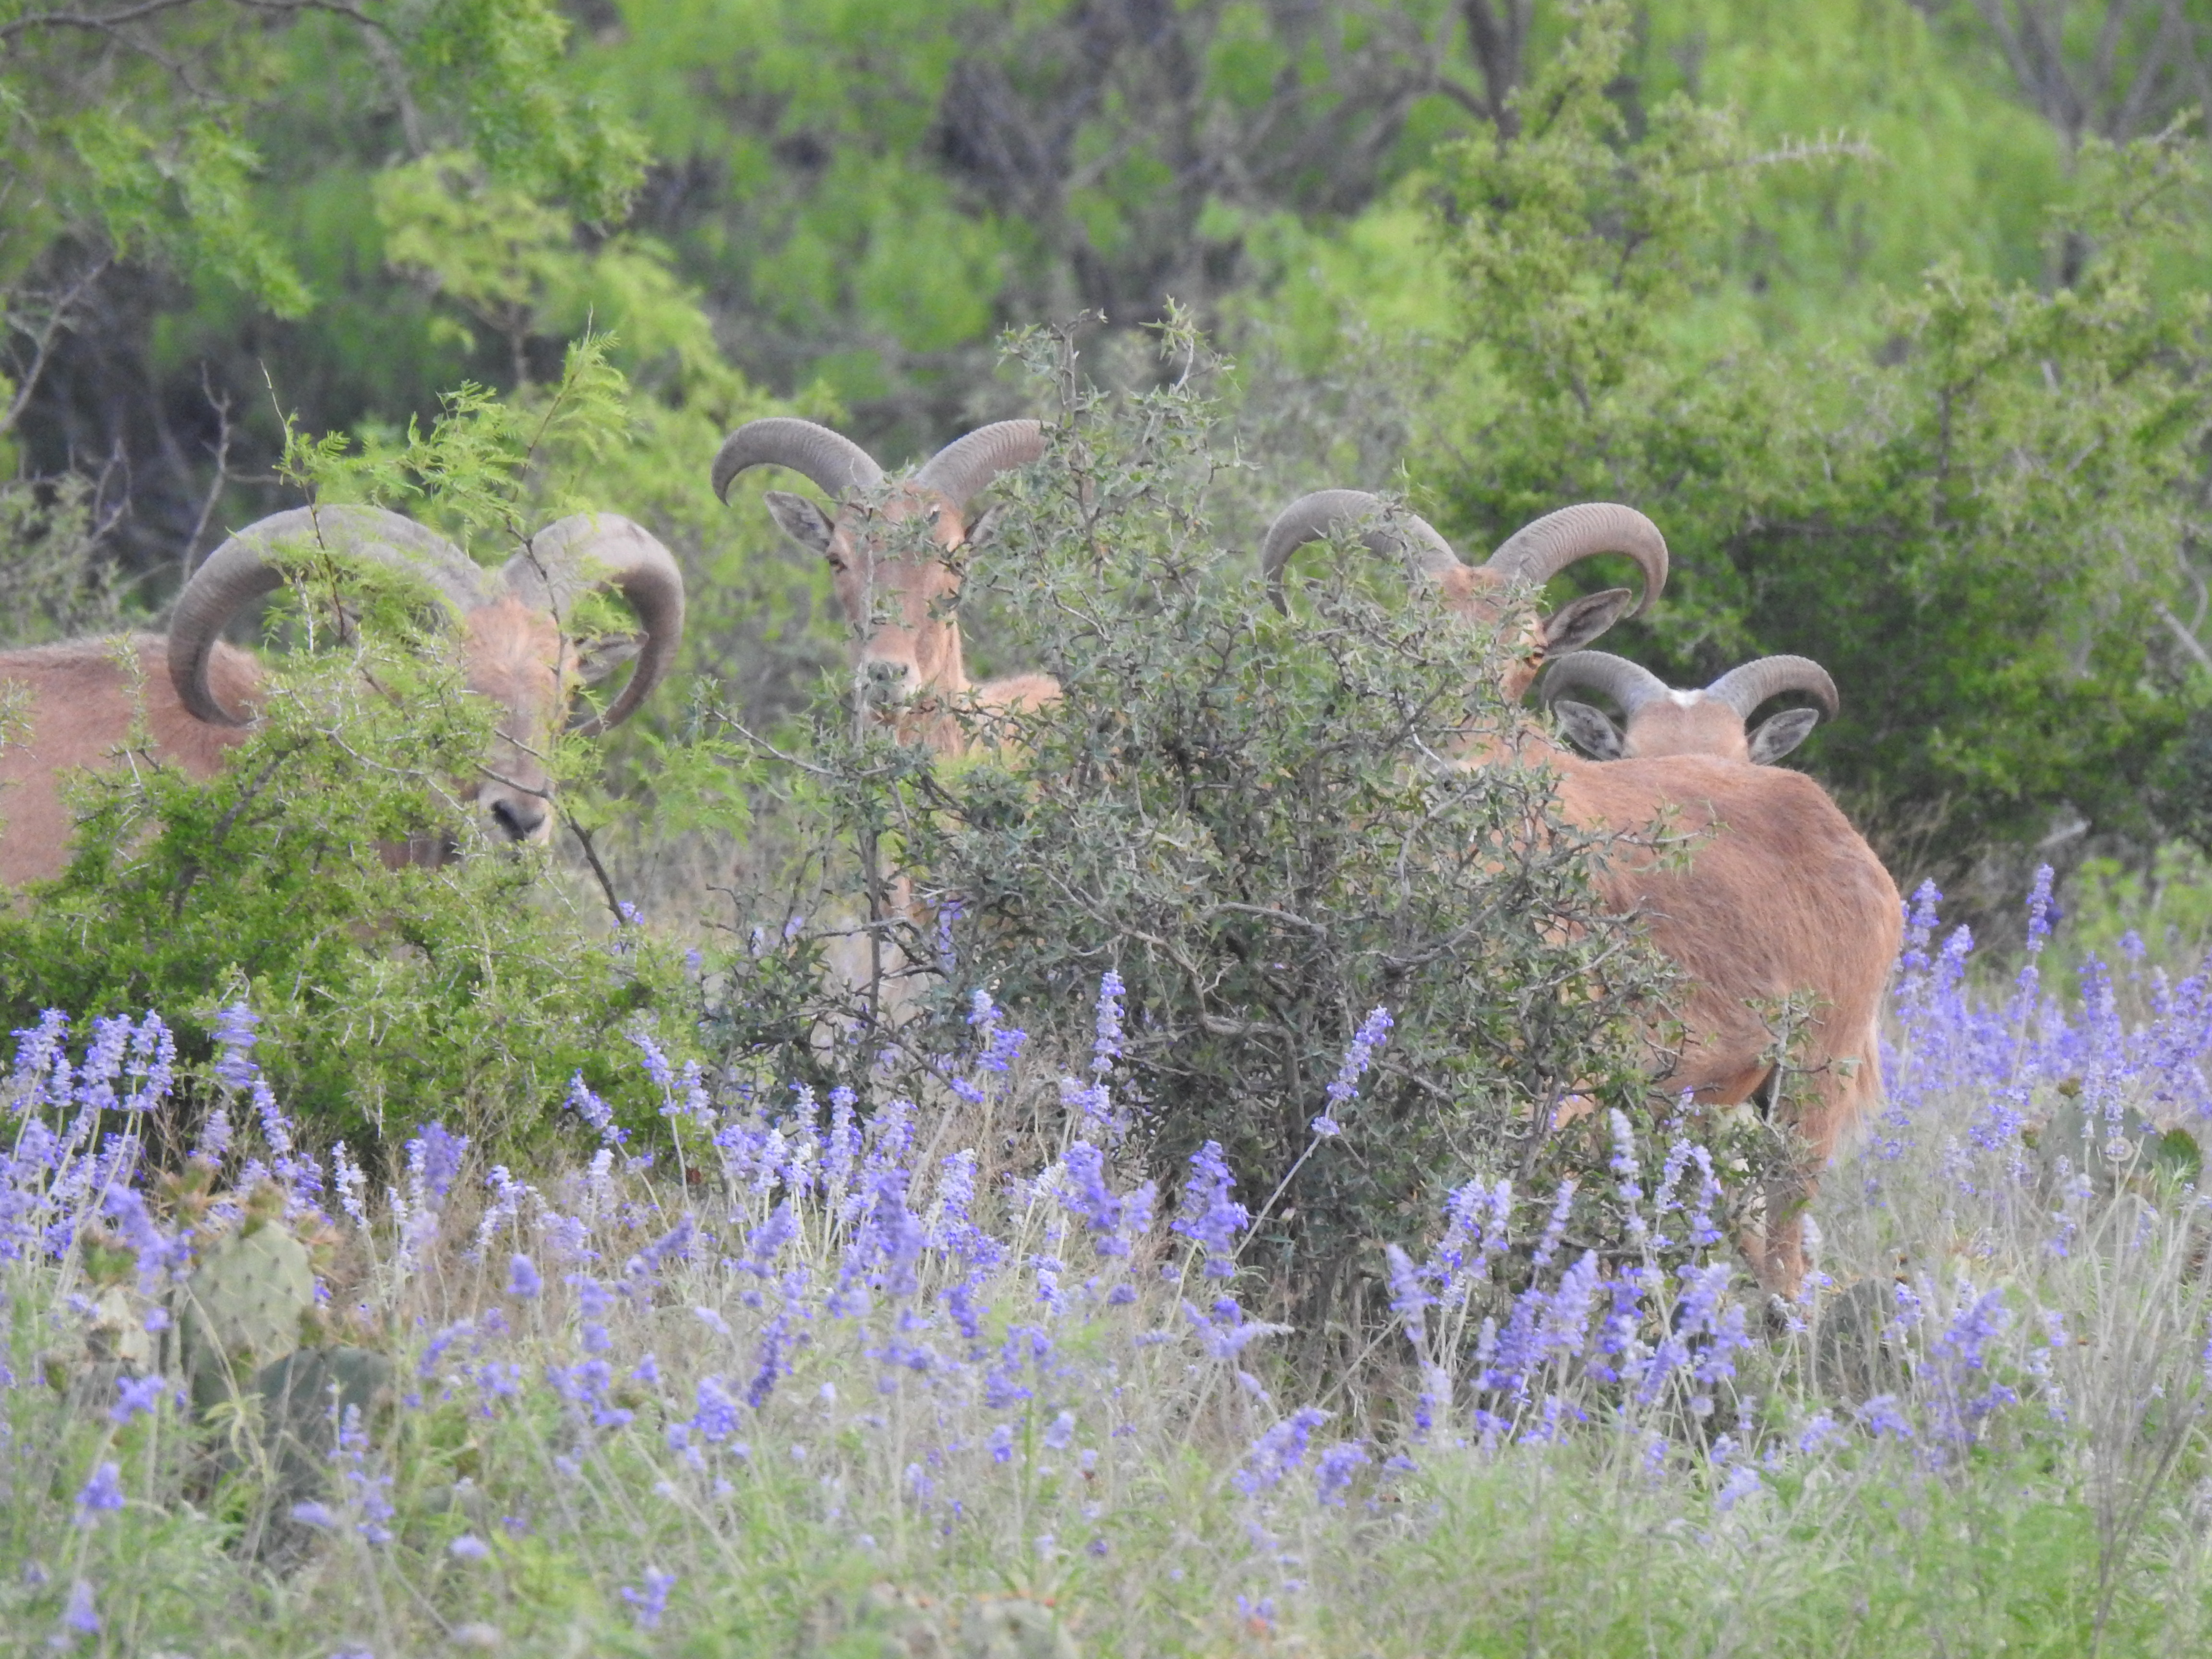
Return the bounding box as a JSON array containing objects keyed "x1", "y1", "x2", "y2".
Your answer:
[{"x1": 566, "y1": 818, "x2": 626, "y2": 925}]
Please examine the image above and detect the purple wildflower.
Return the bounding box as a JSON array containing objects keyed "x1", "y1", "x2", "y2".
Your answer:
[
  {"x1": 211, "y1": 1002, "x2": 259, "y2": 1091},
  {"x1": 1314, "y1": 1440, "x2": 1369, "y2": 1506},
  {"x1": 1234, "y1": 1407, "x2": 1329, "y2": 1495},
  {"x1": 1383, "y1": 1243, "x2": 1431, "y2": 1343},
  {"x1": 73, "y1": 1462, "x2": 123, "y2": 1524},
  {"x1": 692, "y1": 1376, "x2": 743, "y2": 1444},
  {"x1": 1092, "y1": 970, "x2": 1126, "y2": 1074},
  {"x1": 1531, "y1": 1177, "x2": 1577, "y2": 1270},
  {"x1": 507, "y1": 1253, "x2": 542, "y2": 1299},
  {"x1": 566, "y1": 1073, "x2": 619, "y2": 1143},
  {"x1": 110, "y1": 1372, "x2": 164, "y2": 1425},
  {"x1": 1316, "y1": 1006, "x2": 1392, "y2": 1137},
  {"x1": 60, "y1": 1580, "x2": 98, "y2": 1636},
  {"x1": 1171, "y1": 1141, "x2": 1247, "y2": 1278},
  {"x1": 1857, "y1": 1394, "x2": 1914, "y2": 1441},
  {"x1": 407, "y1": 1122, "x2": 468, "y2": 1203},
  {"x1": 622, "y1": 1567, "x2": 676, "y2": 1631}
]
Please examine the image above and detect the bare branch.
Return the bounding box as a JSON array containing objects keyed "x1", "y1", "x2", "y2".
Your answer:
[{"x1": 0, "y1": 255, "x2": 111, "y2": 439}]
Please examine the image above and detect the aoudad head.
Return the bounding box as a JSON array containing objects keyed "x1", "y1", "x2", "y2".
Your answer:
[
  {"x1": 713, "y1": 417, "x2": 1048, "y2": 709},
  {"x1": 1538, "y1": 651, "x2": 1839, "y2": 764},
  {"x1": 168, "y1": 505, "x2": 685, "y2": 851},
  {"x1": 1258, "y1": 492, "x2": 1669, "y2": 700}
]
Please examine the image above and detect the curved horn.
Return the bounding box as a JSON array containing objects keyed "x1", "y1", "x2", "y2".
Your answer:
[
  {"x1": 1259, "y1": 490, "x2": 1465, "y2": 595},
  {"x1": 503, "y1": 514, "x2": 688, "y2": 736},
  {"x1": 1482, "y1": 503, "x2": 1668, "y2": 617},
  {"x1": 1703, "y1": 654, "x2": 1839, "y2": 722},
  {"x1": 1536, "y1": 650, "x2": 1671, "y2": 717},
  {"x1": 914, "y1": 420, "x2": 1047, "y2": 509},
  {"x1": 711, "y1": 418, "x2": 883, "y2": 505},
  {"x1": 169, "y1": 505, "x2": 491, "y2": 727}
]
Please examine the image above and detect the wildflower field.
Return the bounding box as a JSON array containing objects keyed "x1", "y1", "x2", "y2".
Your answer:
[{"x1": 1, "y1": 873, "x2": 2211, "y2": 1659}]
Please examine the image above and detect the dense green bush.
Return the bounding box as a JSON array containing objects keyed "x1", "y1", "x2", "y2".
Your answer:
[{"x1": 0, "y1": 350, "x2": 707, "y2": 1157}]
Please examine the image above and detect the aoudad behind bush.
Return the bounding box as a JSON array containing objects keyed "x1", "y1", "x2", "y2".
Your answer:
[{"x1": 705, "y1": 317, "x2": 1787, "y2": 1346}]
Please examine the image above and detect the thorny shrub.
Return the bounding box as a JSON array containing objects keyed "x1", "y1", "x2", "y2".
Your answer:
[{"x1": 703, "y1": 317, "x2": 1731, "y2": 1339}]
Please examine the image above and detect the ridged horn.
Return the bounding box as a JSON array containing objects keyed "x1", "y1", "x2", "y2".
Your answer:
[
  {"x1": 1536, "y1": 651, "x2": 1671, "y2": 717},
  {"x1": 1258, "y1": 490, "x2": 1465, "y2": 597},
  {"x1": 1482, "y1": 503, "x2": 1668, "y2": 617},
  {"x1": 502, "y1": 514, "x2": 688, "y2": 736},
  {"x1": 169, "y1": 505, "x2": 492, "y2": 727},
  {"x1": 1703, "y1": 655, "x2": 1839, "y2": 722},
  {"x1": 915, "y1": 420, "x2": 1047, "y2": 509},
  {"x1": 711, "y1": 418, "x2": 884, "y2": 505}
]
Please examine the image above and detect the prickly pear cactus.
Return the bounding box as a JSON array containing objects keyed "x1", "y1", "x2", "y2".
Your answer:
[
  {"x1": 829, "y1": 1587, "x2": 1078, "y2": 1659},
  {"x1": 847, "y1": 1585, "x2": 950, "y2": 1659},
  {"x1": 180, "y1": 1219, "x2": 315, "y2": 1406},
  {"x1": 236, "y1": 1345, "x2": 396, "y2": 1568},
  {"x1": 955, "y1": 1596, "x2": 1079, "y2": 1659}
]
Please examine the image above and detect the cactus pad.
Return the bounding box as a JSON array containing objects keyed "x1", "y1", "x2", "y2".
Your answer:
[
  {"x1": 180, "y1": 1221, "x2": 315, "y2": 1405},
  {"x1": 835, "y1": 1587, "x2": 1078, "y2": 1659},
  {"x1": 955, "y1": 1597, "x2": 1079, "y2": 1659}
]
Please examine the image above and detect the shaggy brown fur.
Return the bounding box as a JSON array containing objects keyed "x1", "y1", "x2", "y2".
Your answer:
[
  {"x1": 0, "y1": 635, "x2": 259, "y2": 886},
  {"x1": 0, "y1": 599, "x2": 590, "y2": 887},
  {"x1": 765, "y1": 486, "x2": 1061, "y2": 754},
  {"x1": 1479, "y1": 719, "x2": 1902, "y2": 1293}
]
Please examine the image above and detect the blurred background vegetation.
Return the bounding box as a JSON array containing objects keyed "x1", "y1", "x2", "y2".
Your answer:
[{"x1": 13, "y1": 0, "x2": 2212, "y2": 924}]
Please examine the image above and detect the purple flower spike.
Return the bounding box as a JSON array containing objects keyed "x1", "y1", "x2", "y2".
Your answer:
[
  {"x1": 407, "y1": 1122, "x2": 468, "y2": 1203},
  {"x1": 1233, "y1": 1406, "x2": 1329, "y2": 1494},
  {"x1": 1092, "y1": 971, "x2": 1127, "y2": 1076},
  {"x1": 1171, "y1": 1142, "x2": 1247, "y2": 1278},
  {"x1": 110, "y1": 1373, "x2": 165, "y2": 1425},
  {"x1": 621, "y1": 1567, "x2": 676, "y2": 1631},
  {"x1": 1317, "y1": 1007, "x2": 1392, "y2": 1137},
  {"x1": 1384, "y1": 1244, "x2": 1431, "y2": 1343},
  {"x1": 1314, "y1": 1440, "x2": 1369, "y2": 1505},
  {"x1": 73, "y1": 1462, "x2": 123, "y2": 1525},
  {"x1": 60, "y1": 1579, "x2": 98, "y2": 1636},
  {"x1": 211, "y1": 1002, "x2": 259, "y2": 1092}
]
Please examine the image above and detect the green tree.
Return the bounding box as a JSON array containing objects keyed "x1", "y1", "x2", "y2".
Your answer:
[{"x1": 1405, "y1": 1, "x2": 2212, "y2": 878}]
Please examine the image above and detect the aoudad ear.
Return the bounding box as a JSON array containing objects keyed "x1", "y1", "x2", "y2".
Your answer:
[
  {"x1": 1747, "y1": 707, "x2": 1822, "y2": 765},
  {"x1": 573, "y1": 633, "x2": 645, "y2": 685},
  {"x1": 1552, "y1": 699, "x2": 1627, "y2": 760},
  {"x1": 962, "y1": 502, "x2": 1005, "y2": 548},
  {"x1": 1540, "y1": 587, "x2": 1637, "y2": 654},
  {"x1": 762, "y1": 490, "x2": 837, "y2": 555}
]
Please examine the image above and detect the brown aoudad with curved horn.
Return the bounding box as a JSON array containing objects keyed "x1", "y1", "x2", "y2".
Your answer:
[
  {"x1": 712, "y1": 417, "x2": 884, "y2": 505},
  {"x1": 1482, "y1": 502, "x2": 1668, "y2": 619},
  {"x1": 718, "y1": 415, "x2": 1060, "y2": 756},
  {"x1": 1537, "y1": 649, "x2": 1839, "y2": 767},
  {"x1": 1259, "y1": 494, "x2": 1893, "y2": 1296},
  {"x1": 1258, "y1": 493, "x2": 1669, "y2": 615},
  {"x1": 0, "y1": 502, "x2": 689, "y2": 887},
  {"x1": 501, "y1": 512, "x2": 687, "y2": 738},
  {"x1": 1258, "y1": 492, "x2": 1666, "y2": 700},
  {"x1": 1535, "y1": 650, "x2": 1671, "y2": 717},
  {"x1": 1463, "y1": 637, "x2": 1888, "y2": 1297},
  {"x1": 914, "y1": 420, "x2": 1048, "y2": 508},
  {"x1": 1259, "y1": 490, "x2": 1465, "y2": 593},
  {"x1": 169, "y1": 505, "x2": 496, "y2": 726},
  {"x1": 1703, "y1": 654, "x2": 1839, "y2": 722}
]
